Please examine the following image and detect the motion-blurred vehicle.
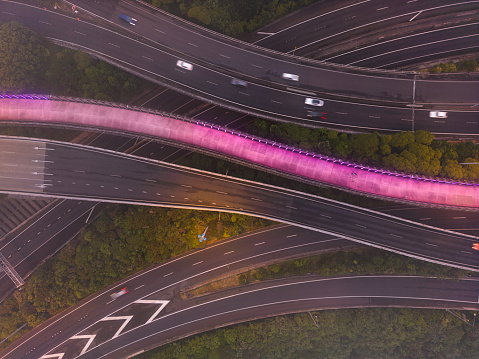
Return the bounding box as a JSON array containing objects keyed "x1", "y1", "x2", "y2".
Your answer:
[
  {"x1": 429, "y1": 111, "x2": 447, "y2": 118},
  {"x1": 110, "y1": 287, "x2": 129, "y2": 300},
  {"x1": 472, "y1": 243, "x2": 479, "y2": 251},
  {"x1": 305, "y1": 98, "x2": 324, "y2": 106},
  {"x1": 176, "y1": 60, "x2": 193, "y2": 71},
  {"x1": 231, "y1": 78, "x2": 248, "y2": 88},
  {"x1": 282, "y1": 73, "x2": 299, "y2": 81},
  {"x1": 119, "y1": 14, "x2": 137, "y2": 25}
]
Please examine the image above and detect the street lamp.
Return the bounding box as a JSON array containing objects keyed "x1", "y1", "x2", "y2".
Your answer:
[{"x1": 474, "y1": 313, "x2": 476, "y2": 327}]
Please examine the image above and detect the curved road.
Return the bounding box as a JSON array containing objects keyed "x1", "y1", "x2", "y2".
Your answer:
[
  {"x1": 2, "y1": 1, "x2": 478, "y2": 134},
  {"x1": 0, "y1": 136, "x2": 478, "y2": 272},
  {"x1": 1, "y1": 98, "x2": 478, "y2": 209}
]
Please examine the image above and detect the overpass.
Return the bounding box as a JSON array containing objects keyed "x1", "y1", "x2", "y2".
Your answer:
[{"x1": 1, "y1": 96, "x2": 477, "y2": 210}]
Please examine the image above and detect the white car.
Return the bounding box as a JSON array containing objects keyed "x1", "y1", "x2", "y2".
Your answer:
[
  {"x1": 176, "y1": 60, "x2": 193, "y2": 71},
  {"x1": 429, "y1": 111, "x2": 447, "y2": 118},
  {"x1": 305, "y1": 98, "x2": 324, "y2": 106},
  {"x1": 110, "y1": 287, "x2": 129, "y2": 300},
  {"x1": 282, "y1": 73, "x2": 299, "y2": 81}
]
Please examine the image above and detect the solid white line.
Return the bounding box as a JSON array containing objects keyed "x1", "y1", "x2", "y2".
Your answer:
[{"x1": 409, "y1": 10, "x2": 423, "y2": 22}]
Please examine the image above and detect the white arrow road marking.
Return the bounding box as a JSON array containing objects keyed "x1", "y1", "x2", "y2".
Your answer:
[
  {"x1": 101, "y1": 316, "x2": 133, "y2": 338},
  {"x1": 40, "y1": 354, "x2": 65, "y2": 359},
  {"x1": 70, "y1": 335, "x2": 96, "y2": 356},
  {"x1": 135, "y1": 300, "x2": 170, "y2": 323}
]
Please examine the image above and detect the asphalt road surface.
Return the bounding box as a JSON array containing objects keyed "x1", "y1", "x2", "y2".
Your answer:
[
  {"x1": 2, "y1": 2, "x2": 478, "y2": 134},
  {"x1": 2, "y1": 222, "x2": 478, "y2": 359},
  {"x1": 1, "y1": 137, "x2": 478, "y2": 272}
]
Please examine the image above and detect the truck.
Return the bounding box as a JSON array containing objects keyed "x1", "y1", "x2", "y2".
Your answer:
[{"x1": 119, "y1": 14, "x2": 137, "y2": 26}]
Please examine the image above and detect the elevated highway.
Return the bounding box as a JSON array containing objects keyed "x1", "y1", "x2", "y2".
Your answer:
[
  {"x1": 0, "y1": 136, "x2": 478, "y2": 272},
  {"x1": 1, "y1": 98, "x2": 477, "y2": 210},
  {"x1": 2, "y1": 1, "x2": 478, "y2": 133}
]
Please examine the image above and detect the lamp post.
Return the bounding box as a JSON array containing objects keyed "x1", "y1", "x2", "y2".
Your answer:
[{"x1": 474, "y1": 313, "x2": 476, "y2": 328}]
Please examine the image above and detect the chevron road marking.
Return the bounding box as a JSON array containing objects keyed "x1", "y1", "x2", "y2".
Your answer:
[
  {"x1": 134, "y1": 299, "x2": 170, "y2": 323},
  {"x1": 101, "y1": 316, "x2": 134, "y2": 338}
]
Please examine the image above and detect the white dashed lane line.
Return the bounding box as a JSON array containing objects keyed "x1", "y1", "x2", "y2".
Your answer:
[
  {"x1": 254, "y1": 242, "x2": 265, "y2": 246},
  {"x1": 192, "y1": 261, "x2": 203, "y2": 266},
  {"x1": 224, "y1": 251, "x2": 234, "y2": 255},
  {"x1": 287, "y1": 234, "x2": 297, "y2": 238}
]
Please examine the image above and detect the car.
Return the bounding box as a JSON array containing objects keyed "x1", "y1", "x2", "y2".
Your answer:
[
  {"x1": 118, "y1": 14, "x2": 137, "y2": 26},
  {"x1": 231, "y1": 78, "x2": 248, "y2": 88},
  {"x1": 281, "y1": 73, "x2": 299, "y2": 81},
  {"x1": 472, "y1": 243, "x2": 479, "y2": 251},
  {"x1": 429, "y1": 111, "x2": 447, "y2": 118},
  {"x1": 110, "y1": 287, "x2": 129, "y2": 300},
  {"x1": 306, "y1": 111, "x2": 327, "y2": 119},
  {"x1": 176, "y1": 60, "x2": 193, "y2": 71},
  {"x1": 305, "y1": 98, "x2": 324, "y2": 107}
]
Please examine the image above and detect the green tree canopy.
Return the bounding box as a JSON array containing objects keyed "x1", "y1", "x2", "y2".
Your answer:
[{"x1": 0, "y1": 21, "x2": 50, "y2": 92}]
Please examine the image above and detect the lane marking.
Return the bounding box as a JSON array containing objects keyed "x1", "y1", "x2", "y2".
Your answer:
[
  {"x1": 252, "y1": 64, "x2": 263, "y2": 68},
  {"x1": 108, "y1": 43, "x2": 120, "y2": 48},
  {"x1": 355, "y1": 224, "x2": 367, "y2": 228},
  {"x1": 376, "y1": 6, "x2": 388, "y2": 10},
  {"x1": 74, "y1": 31, "x2": 86, "y2": 36},
  {"x1": 390, "y1": 234, "x2": 402, "y2": 238},
  {"x1": 146, "y1": 179, "x2": 156, "y2": 182},
  {"x1": 181, "y1": 185, "x2": 192, "y2": 188},
  {"x1": 155, "y1": 29, "x2": 165, "y2": 34},
  {"x1": 224, "y1": 251, "x2": 234, "y2": 255},
  {"x1": 287, "y1": 234, "x2": 297, "y2": 238},
  {"x1": 250, "y1": 198, "x2": 263, "y2": 202},
  {"x1": 192, "y1": 261, "x2": 203, "y2": 266},
  {"x1": 142, "y1": 56, "x2": 153, "y2": 61},
  {"x1": 419, "y1": 218, "x2": 431, "y2": 221},
  {"x1": 163, "y1": 272, "x2": 173, "y2": 277},
  {"x1": 219, "y1": 54, "x2": 230, "y2": 59},
  {"x1": 461, "y1": 251, "x2": 473, "y2": 254},
  {"x1": 38, "y1": 21, "x2": 51, "y2": 25},
  {"x1": 286, "y1": 206, "x2": 297, "y2": 210},
  {"x1": 426, "y1": 243, "x2": 438, "y2": 247},
  {"x1": 320, "y1": 214, "x2": 332, "y2": 218},
  {"x1": 254, "y1": 242, "x2": 265, "y2": 246},
  {"x1": 216, "y1": 191, "x2": 227, "y2": 195},
  {"x1": 188, "y1": 42, "x2": 198, "y2": 47},
  {"x1": 207, "y1": 81, "x2": 218, "y2": 86},
  {"x1": 271, "y1": 100, "x2": 282, "y2": 104},
  {"x1": 135, "y1": 285, "x2": 145, "y2": 290},
  {"x1": 110, "y1": 174, "x2": 121, "y2": 177},
  {"x1": 409, "y1": 10, "x2": 423, "y2": 22},
  {"x1": 453, "y1": 217, "x2": 466, "y2": 219}
]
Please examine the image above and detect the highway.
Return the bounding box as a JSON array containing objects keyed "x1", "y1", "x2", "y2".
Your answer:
[
  {"x1": 1, "y1": 222, "x2": 478, "y2": 359},
  {"x1": 252, "y1": 0, "x2": 479, "y2": 56},
  {"x1": 323, "y1": 22, "x2": 479, "y2": 69},
  {"x1": 2, "y1": 1, "x2": 478, "y2": 134},
  {"x1": 2, "y1": 98, "x2": 478, "y2": 208},
  {"x1": 1, "y1": 136, "x2": 478, "y2": 272}
]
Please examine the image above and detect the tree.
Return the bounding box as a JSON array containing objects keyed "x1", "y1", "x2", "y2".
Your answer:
[
  {"x1": 389, "y1": 131, "x2": 414, "y2": 151},
  {"x1": 348, "y1": 133, "x2": 379, "y2": 160},
  {"x1": 0, "y1": 22, "x2": 50, "y2": 92},
  {"x1": 441, "y1": 160, "x2": 464, "y2": 179},
  {"x1": 414, "y1": 130, "x2": 435, "y2": 146}
]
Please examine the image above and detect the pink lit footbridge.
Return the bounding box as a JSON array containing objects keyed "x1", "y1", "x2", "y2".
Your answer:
[{"x1": 1, "y1": 95, "x2": 478, "y2": 210}]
